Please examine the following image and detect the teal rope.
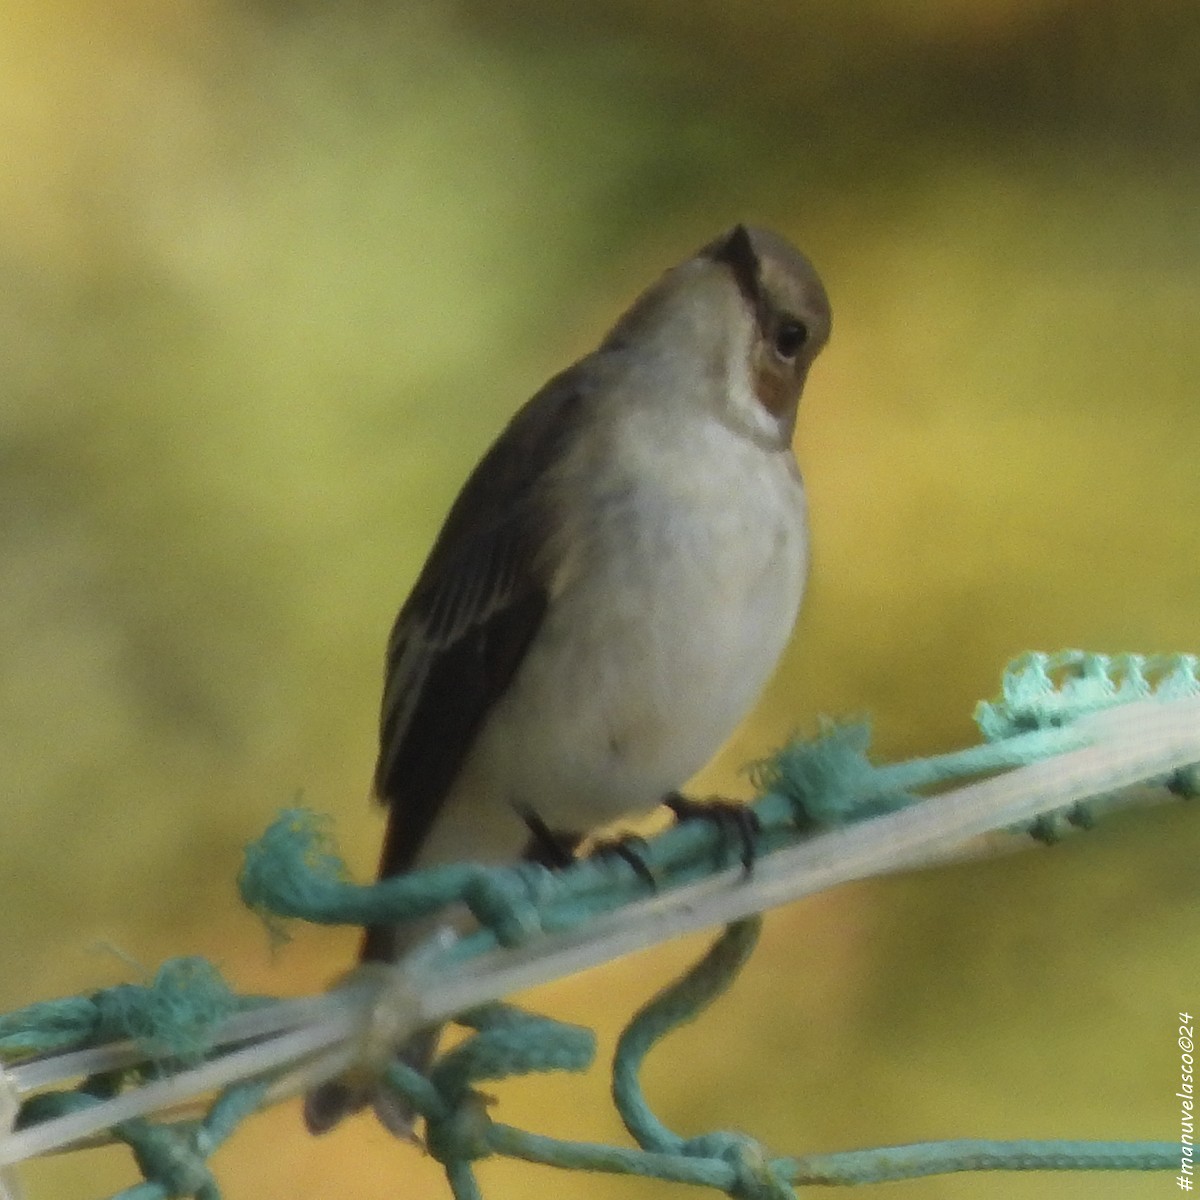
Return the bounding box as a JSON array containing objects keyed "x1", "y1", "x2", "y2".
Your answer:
[
  {"x1": 0, "y1": 959, "x2": 241, "y2": 1065},
  {"x1": 113, "y1": 1082, "x2": 269, "y2": 1200},
  {"x1": 613, "y1": 919, "x2": 762, "y2": 1154},
  {"x1": 787, "y1": 1139, "x2": 1180, "y2": 1183},
  {"x1": 3, "y1": 650, "x2": 1195, "y2": 1198},
  {"x1": 976, "y1": 650, "x2": 1200, "y2": 739},
  {"x1": 387, "y1": 915, "x2": 1182, "y2": 1198},
  {"x1": 19, "y1": 1079, "x2": 268, "y2": 1200}
]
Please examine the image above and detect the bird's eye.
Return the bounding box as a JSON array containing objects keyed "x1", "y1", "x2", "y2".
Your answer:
[{"x1": 773, "y1": 319, "x2": 808, "y2": 361}]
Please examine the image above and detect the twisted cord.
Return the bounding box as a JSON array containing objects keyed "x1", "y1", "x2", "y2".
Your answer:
[{"x1": 0, "y1": 651, "x2": 1194, "y2": 1197}]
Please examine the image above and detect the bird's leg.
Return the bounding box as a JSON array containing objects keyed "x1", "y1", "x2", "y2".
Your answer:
[
  {"x1": 663, "y1": 791, "x2": 762, "y2": 875},
  {"x1": 521, "y1": 807, "x2": 656, "y2": 887},
  {"x1": 519, "y1": 809, "x2": 582, "y2": 869}
]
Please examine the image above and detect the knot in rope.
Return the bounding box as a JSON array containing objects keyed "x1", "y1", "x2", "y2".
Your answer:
[
  {"x1": 685, "y1": 1132, "x2": 792, "y2": 1200},
  {"x1": 412, "y1": 1004, "x2": 597, "y2": 1171},
  {"x1": 423, "y1": 1090, "x2": 495, "y2": 1166},
  {"x1": 123, "y1": 1121, "x2": 218, "y2": 1199},
  {"x1": 462, "y1": 872, "x2": 543, "y2": 947}
]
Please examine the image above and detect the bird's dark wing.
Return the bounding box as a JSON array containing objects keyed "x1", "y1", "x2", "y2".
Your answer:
[{"x1": 369, "y1": 368, "x2": 588, "y2": 885}]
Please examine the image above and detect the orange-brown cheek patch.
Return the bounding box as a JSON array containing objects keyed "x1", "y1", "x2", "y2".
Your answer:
[{"x1": 752, "y1": 363, "x2": 794, "y2": 417}]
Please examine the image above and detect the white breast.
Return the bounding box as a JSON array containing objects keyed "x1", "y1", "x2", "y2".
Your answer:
[{"x1": 414, "y1": 394, "x2": 807, "y2": 866}]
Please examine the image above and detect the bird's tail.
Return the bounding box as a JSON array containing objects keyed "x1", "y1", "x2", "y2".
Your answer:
[
  {"x1": 302, "y1": 916, "x2": 447, "y2": 1138},
  {"x1": 302, "y1": 1027, "x2": 440, "y2": 1137}
]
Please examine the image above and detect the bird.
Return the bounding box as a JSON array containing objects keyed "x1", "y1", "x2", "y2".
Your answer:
[{"x1": 303, "y1": 224, "x2": 831, "y2": 1136}]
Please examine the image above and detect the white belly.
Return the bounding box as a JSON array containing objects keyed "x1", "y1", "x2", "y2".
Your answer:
[{"x1": 416, "y1": 410, "x2": 807, "y2": 867}]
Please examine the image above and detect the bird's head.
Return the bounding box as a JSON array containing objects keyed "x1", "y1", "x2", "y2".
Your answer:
[{"x1": 603, "y1": 224, "x2": 831, "y2": 446}]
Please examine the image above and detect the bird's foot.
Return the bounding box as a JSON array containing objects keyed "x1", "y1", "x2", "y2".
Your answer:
[
  {"x1": 663, "y1": 792, "x2": 761, "y2": 875},
  {"x1": 587, "y1": 833, "x2": 657, "y2": 889},
  {"x1": 519, "y1": 809, "x2": 582, "y2": 869}
]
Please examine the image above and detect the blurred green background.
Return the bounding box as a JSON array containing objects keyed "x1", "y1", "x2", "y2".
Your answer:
[{"x1": 3, "y1": 1, "x2": 1198, "y2": 1197}]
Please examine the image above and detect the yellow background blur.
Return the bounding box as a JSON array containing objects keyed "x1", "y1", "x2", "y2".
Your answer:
[{"x1": 3, "y1": 2, "x2": 1198, "y2": 1197}]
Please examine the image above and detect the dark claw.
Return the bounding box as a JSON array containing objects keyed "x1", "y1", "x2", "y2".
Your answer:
[
  {"x1": 1167, "y1": 765, "x2": 1200, "y2": 799},
  {"x1": 1027, "y1": 814, "x2": 1062, "y2": 845},
  {"x1": 1065, "y1": 802, "x2": 1096, "y2": 831},
  {"x1": 589, "y1": 834, "x2": 656, "y2": 889},
  {"x1": 519, "y1": 809, "x2": 581, "y2": 869},
  {"x1": 664, "y1": 792, "x2": 762, "y2": 875}
]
